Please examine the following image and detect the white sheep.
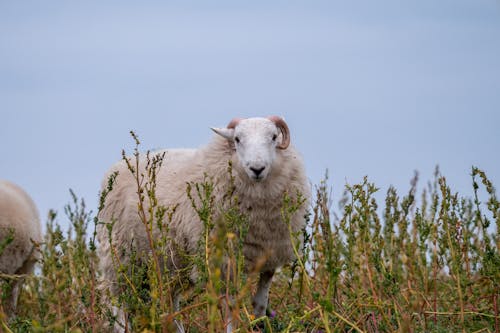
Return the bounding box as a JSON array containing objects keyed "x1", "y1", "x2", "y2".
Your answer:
[
  {"x1": 0, "y1": 180, "x2": 41, "y2": 317},
  {"x1": 97, "y1": 116, "x2": 310, "y2": 331}
]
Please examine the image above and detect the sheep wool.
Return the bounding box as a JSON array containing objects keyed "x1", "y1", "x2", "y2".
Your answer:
[
  {"x1": 0, "y1": 180, "x2": 41, "y2": 316},
  {"x1": 97, "y1": 116, "x2": 310, "y2": 331}
]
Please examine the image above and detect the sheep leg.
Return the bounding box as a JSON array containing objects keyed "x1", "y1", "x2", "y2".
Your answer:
[
  {"x1": 3, "y1": 253, "x2": 37, "y2": 317},
  {"x1": 110, "y1": 305, "x2": 127, "y2": 333},
  {"x1": 252, "y1": 270, "x2": 274, "y2": 318},
  {"x1": 3, "y1": 279, "x2": 21, "y2": 317},
  {"x1": 172, "y1": 292, "x2": 185, "y2": 333},
  {"x1": 222, "y1": 295, "x2": 235, "y2": 333}
]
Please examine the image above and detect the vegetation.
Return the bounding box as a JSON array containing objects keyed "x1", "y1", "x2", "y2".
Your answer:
[{"x1": 1, "y1": 134, "x2": 499, "y2": 332}]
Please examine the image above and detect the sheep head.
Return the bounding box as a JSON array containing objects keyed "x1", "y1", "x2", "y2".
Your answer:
[{"x1": 211, "y1": 116, "x2": 290, "y2": 181}]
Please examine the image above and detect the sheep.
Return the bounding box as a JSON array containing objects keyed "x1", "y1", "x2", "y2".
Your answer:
[
  {"x1": 97, "y1": 116, "x2": 310, "y2": 331},
  {"x1": 0, "y1": 180, "x2": 41, "y2": 317}
]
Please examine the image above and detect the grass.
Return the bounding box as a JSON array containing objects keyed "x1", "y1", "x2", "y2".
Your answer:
[{"x1": 1, "y1": 133, "x2": 499, "y2": 332}]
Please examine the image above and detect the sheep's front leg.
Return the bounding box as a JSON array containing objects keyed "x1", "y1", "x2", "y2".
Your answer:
[
  {"x1": 252, "y1": 270, "x2": 274, "y2": 318},
  {"x1": 173, "y1": 292, "x2": 185, "y2": 333},
  {"x1": 3, "y1": 279, "x2": 21, "y2": 317}
]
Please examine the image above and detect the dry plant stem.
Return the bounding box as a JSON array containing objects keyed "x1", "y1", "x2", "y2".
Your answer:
[
  {"x1": 1, "y1": 320, "x2": 14, "y2": 333},
  {"x1": 282, "y1": 197, "x2": 337, "y2": 333},
  {"x1": 424, "y1": 310, "x2": 499, "y2": 320},
  {"x1": 494, "y1": 293, "x2": 499, "y2": 333},
  {"x1": 109, "y1": 241, "x2": 140, "y2": 298},
  {"x1": 89, "y1": 266, "x2": 97, "y2": 333},
  {"x1": 129, "y1": 147, "x2": 166, "y2": 312},
  {"x1": 329, "y1": 309, "x2": 365, "y2": 333}
]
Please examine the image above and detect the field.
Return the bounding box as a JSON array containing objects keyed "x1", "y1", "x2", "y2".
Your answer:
[{"x1": 1, "y1": 137, "x2": 499, "y2": 332}]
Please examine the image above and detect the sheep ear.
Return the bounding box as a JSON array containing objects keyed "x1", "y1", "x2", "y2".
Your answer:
[{"x1": 211, "y1": 127, "x2": 234, "y2": 140}]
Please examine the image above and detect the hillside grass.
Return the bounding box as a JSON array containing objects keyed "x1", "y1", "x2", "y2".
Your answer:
[{"x1": 1, "y1": 135, "x2": 499, "y2": 332}]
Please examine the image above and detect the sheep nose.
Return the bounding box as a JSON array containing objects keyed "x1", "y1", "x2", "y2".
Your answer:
[{"x1": 250, "y1": 166, "x2": 265, "y2": 177}]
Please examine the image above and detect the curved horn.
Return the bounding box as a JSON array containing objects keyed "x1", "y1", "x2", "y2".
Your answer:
[
  {"x1": 227, "y1": 118, "x2": 243, "y2": 129},
  {"x1": 268, "y1": 116, "x2": 290, "y2": 149}
]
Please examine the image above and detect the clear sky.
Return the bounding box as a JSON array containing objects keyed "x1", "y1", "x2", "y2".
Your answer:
[{"x1": 1, "y1": 0, "x2": 499, "y2": 228}]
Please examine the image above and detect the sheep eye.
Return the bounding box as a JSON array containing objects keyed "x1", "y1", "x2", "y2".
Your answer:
[
  {"x1": 234, "y1": 136, "x2": 240, "y2": 144},
  {"x1": 272, "y1": 134, "x2": 278, "y2": 141}
]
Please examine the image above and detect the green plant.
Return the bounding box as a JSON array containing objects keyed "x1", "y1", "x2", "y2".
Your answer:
[{"x1": 2, "y1": 132, "x2": 498, "y2": 333}]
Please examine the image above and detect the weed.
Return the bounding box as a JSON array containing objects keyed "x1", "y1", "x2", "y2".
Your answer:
[{"x1": 2, "y1": 135, "x2": 498, "y2": 333}]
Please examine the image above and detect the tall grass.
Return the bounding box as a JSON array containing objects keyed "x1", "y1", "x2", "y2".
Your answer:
[{"x1": 1, "y1": 135, "x2": 498, "y2": 332}]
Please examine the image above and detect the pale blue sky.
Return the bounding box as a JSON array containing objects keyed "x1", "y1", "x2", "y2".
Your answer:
[{"x1": 1, "y1": 0, "x2": 499, "y2": 226}]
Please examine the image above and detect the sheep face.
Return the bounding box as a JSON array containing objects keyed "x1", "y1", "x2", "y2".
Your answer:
[{"x1": 212, "y1": 117, "x2": 288, "y2": 182}]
